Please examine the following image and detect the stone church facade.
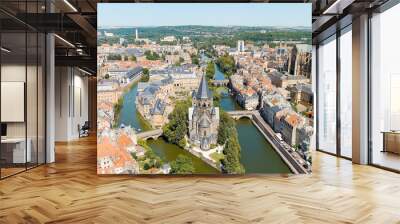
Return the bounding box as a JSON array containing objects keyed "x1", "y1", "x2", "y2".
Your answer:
[{"x1": 188, "y1": 75, "x2": 219, "y2": 150}]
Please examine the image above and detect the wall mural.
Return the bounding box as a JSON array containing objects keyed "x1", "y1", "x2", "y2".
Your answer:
[{"x1": 97, "y1": 3, "x2": 313, "y2": 175}]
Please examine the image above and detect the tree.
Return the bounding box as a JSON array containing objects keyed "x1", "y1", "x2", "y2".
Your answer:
[
  {"x1": 143, "y1": 68, "x2": 149, "y2": 76},
  {"x1": 104, "y1": 73, "x2": 110, "y2": 79},
  {"x1": 163, "y1": 99, "x2": 191, "y2": 148},
  {"x1": 216, "y1": 55, "x2": 236, "y2": 77},
  {"x1": 130, "y1": 55, "x2": 137, "y2": 62},
  {"x1": 191, "y1": 54, "x2": 199, "y2": 65},
  {"x1": 144, "y1": 50, "x2": 160, "y2": 60},
  {"x1": 107, "y1": 54, "x2": 122, "y2": 61},
  {"x1": 140, "y1": 68, "x2": 150, "y2": 82},
  {"x1": 206, "y1": 61, "x2": 215, "y2": 80},
  {"x1": 170, "y1": 155, "x2": 195, "y2": 174},
  {"x1": 143, "y1": 162, "x2": 150, "y2": 170},
  {"x1": 222, "y1": 137, "x2": 244, "y2": 174},
  {"x1": 113, "y1": 97, "x2": 124, "y2": 127},
  {"x1": 217, "y1": 111, "x2": 237, "y2": 145},
  {"x1": 217, "y1": 110, "x2": 245, "y2": 174},
  {"x1": 213, "y1": 91, "x2": 221, "y2": 107},
  {"x1": 138, "y1": 139, "x2": 163, "y2": 170}
]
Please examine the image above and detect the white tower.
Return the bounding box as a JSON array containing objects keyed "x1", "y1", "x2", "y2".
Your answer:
[
  {"x1": 135, "y1": 28, "x2": 138, "y2": 40},
  {"x1": 237, "y1": 40, "x2": 245, "y2": 53}
]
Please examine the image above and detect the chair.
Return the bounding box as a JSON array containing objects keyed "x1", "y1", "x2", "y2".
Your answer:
[{"x1": 79, "y1": 121, "x2": 90, "y2": 138}]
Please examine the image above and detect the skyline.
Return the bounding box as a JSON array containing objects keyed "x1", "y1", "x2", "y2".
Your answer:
[{"x1": 98, "y1": 3, "x2": 311, "y2": 28}]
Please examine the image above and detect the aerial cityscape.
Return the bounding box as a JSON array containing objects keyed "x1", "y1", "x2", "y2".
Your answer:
[{"x1": 97, "y1": 4, "x2": 313, "y2": 174}]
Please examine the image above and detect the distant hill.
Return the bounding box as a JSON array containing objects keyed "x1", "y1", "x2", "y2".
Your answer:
[{"x1": 98, "y1": 25, "x2": 311, "y2": 46}]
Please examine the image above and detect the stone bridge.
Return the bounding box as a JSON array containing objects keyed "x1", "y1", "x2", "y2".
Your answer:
[
  {"x1": 227, "y1": 110, "x2": 256, "y2": 120},
  {"x1": 211, "y1": 79, "x2": 229, "y2": 87},
  {"x1": 136, "y1": 129, "x2": 163, "y2": 140}
]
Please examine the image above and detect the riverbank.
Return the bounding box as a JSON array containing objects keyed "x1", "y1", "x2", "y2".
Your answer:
[
  {"x1": 147, "y1": 138, "x2": 219, "y2": 174},
  {"x1": 184, "y1": 146, "x2": 222, "y2": 171}
]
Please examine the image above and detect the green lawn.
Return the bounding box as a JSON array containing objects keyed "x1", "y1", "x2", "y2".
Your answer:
[{"x1": 210, "y1": 152, "x2": 225, "y2": 162}]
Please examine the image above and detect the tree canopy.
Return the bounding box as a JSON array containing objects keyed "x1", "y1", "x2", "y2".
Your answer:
[
  {"x1": 216, "y1": 55, "x2": 236, "y2": 77},
  {"x1": 217, "y1": 110, "x2": 245, "y2": 174},
  {"x1": 222, "y1": 136, "x2": 244, "y2": 174},
  {"x1": 137, "y1": 139, "x2": 163, "y2": 171},
  {"x1": 170, "y1": 155, "x2": 195, "y2": 174},
  {"x1": 206, "y1": 62, "x2": 215, "y2": 80},
  {"x1": 107, "y1": 54, "x2": 122, "y2": 61},
  {"x1": 112, "y1": 97, "x2": 124, "y2": 127},
  {"x1": 144, "y1": 50, "x2": 160, "y2": 60},
  {"x1": 191, "y1": 54, "x2": 199, "y2": 65},
  {"x1": 140, "y1": 68, "x2": 150, "y2": 82},
  {"x1": 163, "y1": 99, "x2": 191, "y2": 148}
]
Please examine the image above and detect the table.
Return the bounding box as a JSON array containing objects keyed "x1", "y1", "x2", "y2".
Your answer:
[
  {"x1": 1, "y1": 138, "x2": 31, "y2": 163},
  {"x1": 382, "y1": 131, "x2": 400, "y2": 154}
]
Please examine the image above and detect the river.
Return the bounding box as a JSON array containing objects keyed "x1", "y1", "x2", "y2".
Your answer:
[
  {"x1": 118, "y1": 63, "x2": 291, "y2": 174},
  {"x1": 118, "y1": 84, "x2": 152, "y2": 132}
]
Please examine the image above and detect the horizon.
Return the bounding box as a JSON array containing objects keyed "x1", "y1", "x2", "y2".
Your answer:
[
  {"x1": 98, "y1": 3, "x2": 311, "y2": 28},
  {"x1": 98, "y1": 25, "x2": 311, "y2": 29}
]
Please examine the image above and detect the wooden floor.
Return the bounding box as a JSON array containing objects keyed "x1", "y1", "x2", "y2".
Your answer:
[
  {"x1": 373, "y1": 150, "x2": 400, "y2": 171},
  {"x1": 1, "y1": 136, "x2": 400, "y2": 224}
]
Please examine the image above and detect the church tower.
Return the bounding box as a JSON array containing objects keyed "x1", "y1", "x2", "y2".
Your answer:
[{"x1": 188, "y1": 75, "x2": 220, "y2": 150}]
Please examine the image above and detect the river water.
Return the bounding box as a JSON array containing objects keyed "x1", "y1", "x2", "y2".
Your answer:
[{"x1": 118, "y1": 64, "x2": 291, "y2": 174}]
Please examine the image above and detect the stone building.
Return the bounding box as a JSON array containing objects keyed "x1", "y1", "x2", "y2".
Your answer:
[
  {"x1": 188, "y1": 75, "x2": 220, "y2": 150},
  {"x1": 280, "y1": 113, "x2": 303, "y2": 146},
  {"x1": 260, "y1": 94, "x2": 291, "y2": 129},
  {"x1": 288, "y1": 84, "x2": 313, "y2": 105},
  {"x1": 236, "y1": 87, "x2": 259, "y2": 110},
  {"x1": 268, "y1": 71, "x2": 310, "y2": 89},
  {"x1": 294, "y1": 44, "x2": 312, "y2": 78},
  {"x1": 287, "y1": 46, "x2": 298, "y2": 75},
  {"x1": 136, "y1": 79, "x2": 174, "y2": 128}
]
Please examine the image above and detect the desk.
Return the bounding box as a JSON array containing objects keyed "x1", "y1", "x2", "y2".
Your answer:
[
  {"x1": 1, "y1": 138, "x2": 31, "y2": 163},
  {"x1": 382, "y1": 131, "x2": 400, "y2": 154}
]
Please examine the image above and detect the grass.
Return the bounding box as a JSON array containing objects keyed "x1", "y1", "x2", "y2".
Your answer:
[
  {"x1": 214, "y1": 86, "x2": 228, "y2": 94},
  {"x1": 136, "y1": 112, "x2": 153, "y2": 132},
  {"x1": 210, "y1": 152, "x2": 225, "y2": 163}
]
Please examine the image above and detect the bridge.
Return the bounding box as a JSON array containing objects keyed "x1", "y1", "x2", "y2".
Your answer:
[
  {"x1": 227, "y1": 110, "x2": 255, "y2": 120},
  {"x1": 227, "y1": 110, "x2": 309, "y2": 174},
  {"x1": 211, "y1": 79, "x2": 229, "y2": 87},
  {"x1": 136, "y1": 129, "x2": 163, "y2": 140}
]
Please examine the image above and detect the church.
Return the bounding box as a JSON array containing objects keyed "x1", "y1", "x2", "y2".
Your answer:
[{"x1": 188, "y1": 74, "x2": 220, "y2": 150}]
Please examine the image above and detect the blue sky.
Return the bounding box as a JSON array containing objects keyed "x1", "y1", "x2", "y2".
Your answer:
[{"x1": 98, "y1": 3, "x2": 311, "y2": 28}]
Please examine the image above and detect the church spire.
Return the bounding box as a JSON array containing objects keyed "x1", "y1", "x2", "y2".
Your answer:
[{"x1": 196, "y1": 74, "x2": 211, "y2": 100}]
